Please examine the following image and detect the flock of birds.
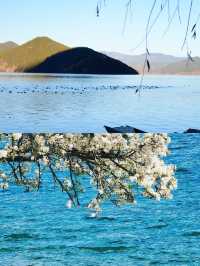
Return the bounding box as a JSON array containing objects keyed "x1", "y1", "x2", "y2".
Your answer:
[
  {"x1": 0, "y1": 84, "x2": 165, "y2": 95},
  {"x1": 0, "y1": 82, "x2": 198, "y2": 133}
]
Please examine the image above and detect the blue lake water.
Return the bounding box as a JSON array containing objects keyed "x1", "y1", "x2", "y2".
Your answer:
[
  {"x1": 0, "y1": 134, "x2": 200, "y2": 265},
  {"x1": 0, "y1": 73, "x2": 200, "y2": 132}
]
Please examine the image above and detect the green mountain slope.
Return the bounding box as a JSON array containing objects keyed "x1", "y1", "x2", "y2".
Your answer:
[{"x1": 0, "y1": 37, "x2": 69, "y2": 72}]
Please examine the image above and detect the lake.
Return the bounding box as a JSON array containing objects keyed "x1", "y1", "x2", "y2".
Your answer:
[
  {"x1": 0, "y1": 73, "x2": 200, "y2": 132},
  {"x1": 0, "y1": 134, "x2": 200, "y2": 265}
]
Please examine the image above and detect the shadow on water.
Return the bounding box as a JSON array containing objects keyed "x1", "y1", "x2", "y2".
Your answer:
[
  {"x1": 78, "y1": 245, "x2": 133, "y2": 253},
  {"x1": 182, "y1": 231, "x2": 200, "y2": 237},
  {"x1": 146, "y1": 224, "x2": 168, "y2": 230},
  {"x1": 4, "y1": 233, "x2": 38, "y2": 241}
]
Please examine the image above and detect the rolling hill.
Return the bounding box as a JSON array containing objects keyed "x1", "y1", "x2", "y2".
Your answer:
[
  {"x1": 158, "y1": 57, "x2": 200, "y2": 75},
  {"x1": 0, "y1": 37, "x2": 69, "y2": 72},
  {"x1": 28, "y1": 47, "x2": 138, "y2": 75},
  {"x1": 103, "y1": 51, "x2": 184, "y2": 74},
  {"x1": 3, "y1": 36, "x2": 197, "y2": 75},
  {"x1": 0, "y1": 41, "x2": 18, "y2": 52}
]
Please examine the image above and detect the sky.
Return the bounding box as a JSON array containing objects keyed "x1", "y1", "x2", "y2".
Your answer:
[{"x1": 0, "y1": 0, "x2": 200, "y2": 56}]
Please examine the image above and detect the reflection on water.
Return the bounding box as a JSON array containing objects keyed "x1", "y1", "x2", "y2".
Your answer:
[
  {"x1": 0, "y1": 74, "x2": 200, "y2": 132},
  {"x1": 0, "y1": 134, "x2": 200, "y2": 265}
]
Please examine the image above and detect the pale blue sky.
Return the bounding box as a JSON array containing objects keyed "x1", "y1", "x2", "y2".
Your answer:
[{"x1": 0, "y1": 0, "x2": 200, "y2": 56}]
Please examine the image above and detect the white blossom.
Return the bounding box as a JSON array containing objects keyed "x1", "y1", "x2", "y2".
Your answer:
[
  {"x1": 66, "y1": 199, "x2": 73, "y2": 209},
  {"x1": 12, "y1": 133, "x2": 22, "y2": 141},
  {"x1": 0, "y1": 150, "x2": 8, "y2": 159},
  {"x1": 0, "y1": 133, "x2": 177, "y2": 213}
]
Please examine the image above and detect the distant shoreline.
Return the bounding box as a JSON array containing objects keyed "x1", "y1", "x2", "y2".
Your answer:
[{"x1": 1, "y1": 72, "x2": 200, "y2": 77}]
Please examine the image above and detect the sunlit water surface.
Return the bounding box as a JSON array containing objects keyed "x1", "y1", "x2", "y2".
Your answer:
[
  {"x1": 0, "y1": 134, "x2": 200, "y2": 265},
  {"x1": 0, "y1": 74, "x2": 200, "y2": 132}
]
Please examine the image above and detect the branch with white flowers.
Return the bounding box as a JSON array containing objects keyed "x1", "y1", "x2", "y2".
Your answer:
[{"x1": 0, "y1": 133, "x2": 177, "y2": 214}]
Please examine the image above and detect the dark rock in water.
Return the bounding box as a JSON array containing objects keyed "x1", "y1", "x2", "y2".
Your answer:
[
  {"x1": 105, "y1": 125, "x2": 146, "y2": 133},
  {"x1": 184, "y1": 128, "x2": 200, "y2": 133},
  {"x1": 28, "y1": 47, "x2": 138, "y2": 75},
  {"x1": 105, "y1": 126, "x2": 200, "y2": 134}
]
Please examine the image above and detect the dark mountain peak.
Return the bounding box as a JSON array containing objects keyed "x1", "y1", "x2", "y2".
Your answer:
[
  {"x1": 29, "y1": 47, "x2": 138, "y2": 75},
  {"x1": 60, "y1": 47, "x2": 97, "y2": 56},
  {"x1": 70, "y1": 47, "x2": 94, "y2": 52}
]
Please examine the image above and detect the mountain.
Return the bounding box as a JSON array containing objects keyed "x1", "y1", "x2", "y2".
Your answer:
[
  {"x1": 0, "y1": 41, "x2": 18, "y2": 52},
  {"x1": 0, "y1": 37, "x2": 69, "y2": 72},
  {"x1": 103, "y1": 51, "x2": 184, "y2": 73},
  {"x1": 28, "y1": 47, "x2": 138, "y2": 75},
  {"x1": 4, "y1": 37, "x2": 194, "y2": 75},
  {"x1": 158, "y1": 57, "x2": 200, "y2": 75}
]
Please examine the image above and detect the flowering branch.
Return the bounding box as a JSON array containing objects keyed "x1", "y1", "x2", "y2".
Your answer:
[{"x1": 0, "y1": 133, "x2": 177, "y2": 214}]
